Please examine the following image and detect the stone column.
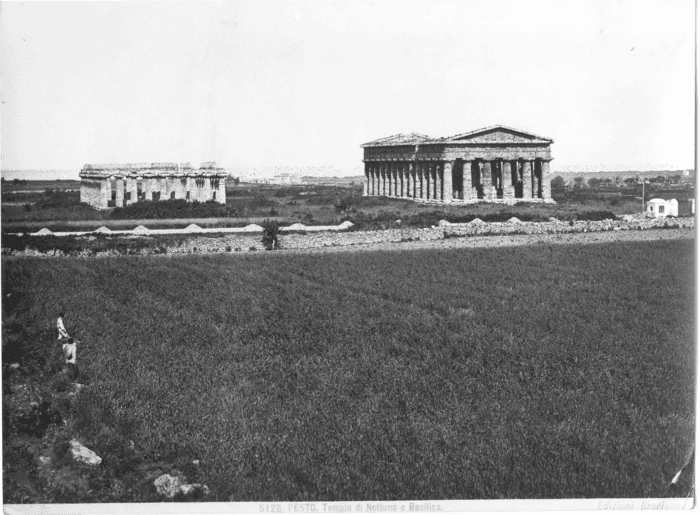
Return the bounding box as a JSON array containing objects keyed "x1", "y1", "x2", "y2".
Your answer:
[
  {"x1": 462, "y1": 161, "x2": 472, "y2": 201},
  {"x1": 402, "y1": 163, "x2": 409, "y2": 197},
  {"x1": 99, "y1": 179, "x2": 110, "y2": 209},
  {"x1": 115, "y1": 178, "x2": 125, "y2": 207},
  {"x1": 432, "y1": 163, "x2": 439, "y2": 200},
  {"x1": 124, "y1": 177, "x2": 135, "y2": 205},
  {"x1": 435, "y1": 163, "x2": 443, "y2": 201},
  {"x1": 407, "y1": 163, "x2": 414, "y2": 198},
  {"x1": 541, "y1": 159, "x2": 552, "y2": 200},
  {"x1": 395, "y1": 163, "x2": 400, "y2": 197},
  {"x1": 218, "y1": 176, "x2": 226, "y2": 203},
  {"x1": 142, "y1": 177, "x2": 152, "y2": 201},
  {"x1": 443, "y1": 161, "x2": 453, "y2": 203},
  {"x1": 482, "y1": 161, "x2": 493, "y2": 200},
  {"x1": 502, "y1": 161, "x2": 515, "y2": 200},
  {"x1": 422, "y1": 163, "x2": 429, "y2": 200},
  {"x1": 362, "y1": 163, "x2": 370, "y2": 197},
  {"x1": 417, "y1": 163, "x2": 423, "y2": 200},
  {"x1": 386, "y1": 163, "x2": 392, "y2": 197},
  {"x1": 375, "y1": 164, "x2": 380, "y2": 196},
  {"x1": 379, "y1": 164, "x2": 385, "y2": 196},
  {"x1": 523, "y1": 160, "x2": 533, "y2": 198},
  {"x1": 394, "y1": 162, "x2": 399, "y2": 197},
  {"x1": 372, "y1": 164, "x2": 378, "y2": 195},
  {"x1": 185, "y1": 177, "x2": 194, "y2": 201}
]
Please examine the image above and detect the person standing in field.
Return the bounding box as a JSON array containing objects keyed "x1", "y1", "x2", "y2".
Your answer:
[
  {"x1": 57, "y1": 312, "x2": 69, "y2": 340},
  {"x1": 62, "y1": 337, "x2": 79, "y2": 381}
]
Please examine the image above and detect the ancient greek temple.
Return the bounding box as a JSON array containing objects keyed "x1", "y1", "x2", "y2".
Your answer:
[
  {"x1": 361, "y1": 125, "x2": 554, "y2": 203},
  {"x1": 79, "y1": 162, "x2": 227, "y2": 209}
]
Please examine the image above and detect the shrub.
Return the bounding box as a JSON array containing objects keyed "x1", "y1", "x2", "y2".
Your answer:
[{"x1": 261, "y1": 219, "x2": 280, "y2": 251}]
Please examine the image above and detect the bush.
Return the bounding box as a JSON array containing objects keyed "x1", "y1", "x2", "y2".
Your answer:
[
  {"x1": 261, "y1": 219, "x2": 280, "y2": 251},
  {"x1": 111, "y1": 199, "x2": 238, "y2": 220}
]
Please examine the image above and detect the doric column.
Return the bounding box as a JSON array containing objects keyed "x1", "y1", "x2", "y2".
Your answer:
[
  {"x1": 408, "y1": 162, "x2": 415, "y2": 198},
  {"x1": 125, "y1": 177, "x2": 137, "y2": 205},
  {"x1": 462, "y1": 161, "x2": 472, "y2": 201},
  {"x1": 402, "y1": 163, "x2": 409, "y2": 197},
  {"x1": 362, "y1": 163, "x2": 370, "y2": 197},
  {"x1": 386, "y1": 163, "x2": 393, "y2": 197},
  {"x1": 393, "y1": 162, "x2": 400, "y2": 197},
  {"x1": 142, "y1": 177, "x2": 152, "y2": 201},
  {"x1": 394, "y1": 162, "x2": 400, "y2": 197},
  {"x1": 432, "y1": 163, "x2": 439, "y2": 200},
  {"x1": 386, "y1": 163, "x2": 392, "y2": 197},
  {"x1": 423, "y1": 162, "x2": 430, "y2": 200},
  {"x1": 99, "y1": 179, "x2": 110, "y2": 209},
  {"x1": 218, "y1": 177, "x2": 226, "y2": 203},
  {"x1": 435, "y1": 163, "x2": 443, "y2": 201},
  {"x1": 541, "y1": 159, "x2": 552, "y2": 200},
  {"x1": 417, "y1": 162, "x2": 424, "y2": 200},
  {"x1": 380, "y1": 164, "x2": 386, "y2": 196},
  {"x1": 523, "y1": 160, "x2": 533, "y2": 198},
  {"x1": 502, "y1": 161, "x2": 515, "y2": 200},
  {"x1": 373, "y1": 164, "x2": 379, "y2": 195},
  {"x1": 482, "y1": 161, "x2": 493, "y2": 200},
  {"x1": 443, "y1": 161, "x2": 453, "y2": 203},
  {"x1": 185, "y1": 176, "x2": 194, "y2": 201},
  {"x1": 115, "y1": 178, "x2": 125, "y2": 207},
  {"x1": 367, "y1": 165, "x2": 372, "y2": 195}
]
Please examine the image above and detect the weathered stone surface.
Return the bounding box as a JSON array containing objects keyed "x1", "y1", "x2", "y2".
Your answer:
[
  {"x1": 154, "y1": 473, "x2": 210, "y2": 499},
  {"x1": 154, "y1": 474, "x2": 182, "y2": 498},
  {"x1": 80, "y1": 163, "x2": 227, "y2": 209},
  {"x1": 362, "y1": 126, "x2": 554, "y2": 204},
  {"x1": 69, "y1": 440, "x2": 102, "y2": 467}
]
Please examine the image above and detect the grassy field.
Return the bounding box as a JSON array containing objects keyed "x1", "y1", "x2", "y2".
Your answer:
[
  {"x1": 3, "y1": 179, "x2": 694, "y2": 233},
  {"x1": 2, "y1": 239, "x2": 695, "y2": 502}
]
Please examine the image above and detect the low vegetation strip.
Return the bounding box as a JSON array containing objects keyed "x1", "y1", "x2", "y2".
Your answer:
[{"x1": 2, "y1": 239, "x2": 695, "y2": 502}]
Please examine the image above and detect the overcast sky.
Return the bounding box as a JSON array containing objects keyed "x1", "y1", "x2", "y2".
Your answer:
[{"x1": 1, "y1": 0, "x2": 695, "y2": 179}]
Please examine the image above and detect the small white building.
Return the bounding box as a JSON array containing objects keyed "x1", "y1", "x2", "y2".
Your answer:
[{"x1": 647, "y1": 198, "x2": 678, "y2": 217}]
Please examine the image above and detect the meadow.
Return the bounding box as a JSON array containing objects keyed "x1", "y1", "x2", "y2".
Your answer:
[
  {"x1": 3, "y1": 177, "x2": 694, "y2": 234},
  {"x1": 2, "y1": 238, "x2": 694, "y2": 502}
]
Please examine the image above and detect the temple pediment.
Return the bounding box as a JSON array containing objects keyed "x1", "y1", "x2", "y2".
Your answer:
[
  {"x1": 361, "y1": 133, "x2": 431, "y2": 147},
  {"x1": 443, "y1": 125, "x2": 553, "y2": 144}
]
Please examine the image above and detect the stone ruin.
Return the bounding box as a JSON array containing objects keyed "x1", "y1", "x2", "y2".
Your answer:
[
  {"x1": 79, "y1": 162, "x2": 227, "y2": 210},
  {"x1": 361, "y1": 125, "x2": 555, "y2": 204}
]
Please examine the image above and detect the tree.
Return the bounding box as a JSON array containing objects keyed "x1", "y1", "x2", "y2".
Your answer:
[
  {"x1": 550, "y1": 176, "x2": 565, "y2": 196},
  {"x1": 573, "y1": 177, "x2": 584, "y2": 189},
  {"x1": 12, "y1": 178, "x2": 20, "y2": 185}
]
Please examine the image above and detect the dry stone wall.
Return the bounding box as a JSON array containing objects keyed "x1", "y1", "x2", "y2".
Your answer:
[{"x1": 4, "y1": 216, "x2": 694, "y2": 258}]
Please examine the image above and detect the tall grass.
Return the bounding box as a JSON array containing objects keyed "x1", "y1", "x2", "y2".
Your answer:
[{"x1": 2, "y1": 239, "x2": 694, "y2": 501}]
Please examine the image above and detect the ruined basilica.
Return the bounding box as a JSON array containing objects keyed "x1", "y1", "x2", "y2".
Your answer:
[
  {"x1": 79, "y1": 162, "x2": 227, "y2": 210},
  {"x1": 361, "y1": 125, "x2": 554, "y2": 203}
]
